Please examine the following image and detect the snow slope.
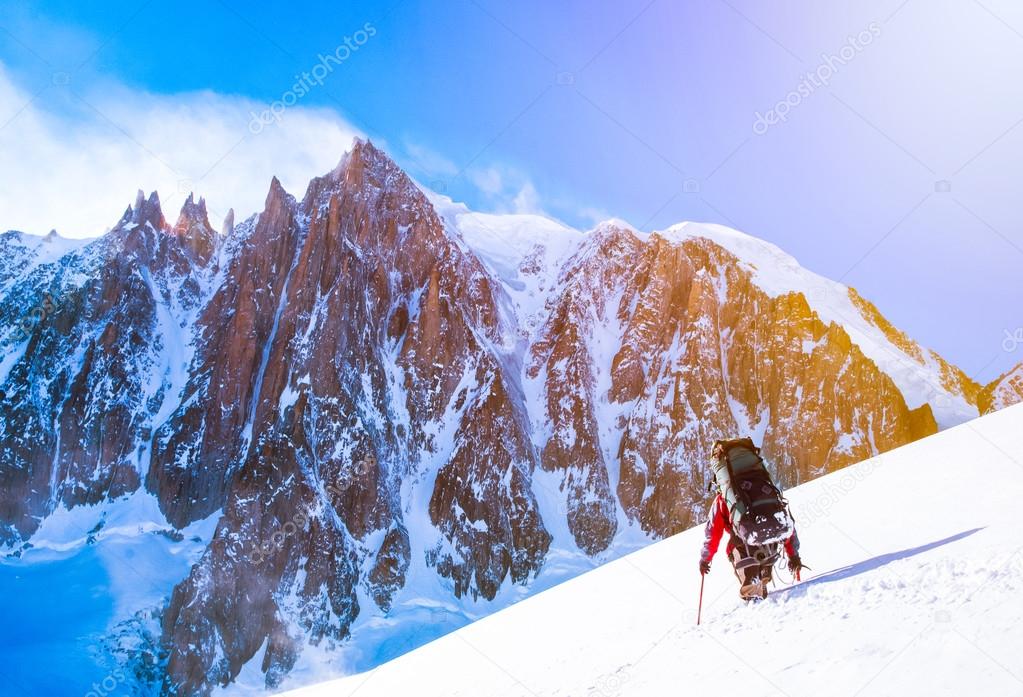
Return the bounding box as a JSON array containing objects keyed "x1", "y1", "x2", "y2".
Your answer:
[{"x1": 281, "y1": 402, "x2": 1023, "y2": 697}]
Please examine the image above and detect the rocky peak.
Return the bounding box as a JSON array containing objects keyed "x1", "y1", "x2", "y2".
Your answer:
[
  {"x1": 222, "y1": 208, "x2": 235, "y2": 237},
  {"x1": 584, "y1": 219, "x2": 646, "y2": 262},
  {"x1": 265, "y1": 176, "x2": 293, "y2": 218},
  {"x1": 303, "y1": 138, "x2": 427, "y2": 212},
  {"x1": 172, "y1": 193, "x2": 217, "y2": 264},
  {"x1": 121, "y1": 189, "x2": 167, "y2": 232}
]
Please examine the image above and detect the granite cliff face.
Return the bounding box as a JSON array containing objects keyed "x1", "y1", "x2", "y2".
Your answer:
[
  {"x1": 0, "y1": 140, "x2": 986, "y2": 694},
  {"x1": 528, "y1": 226, "x2": 941, "y2": 546}
]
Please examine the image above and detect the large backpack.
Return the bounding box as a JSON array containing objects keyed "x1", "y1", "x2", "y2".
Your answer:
[{"x1": 709, "y1": 437, "x2": 794, "y2": 547}]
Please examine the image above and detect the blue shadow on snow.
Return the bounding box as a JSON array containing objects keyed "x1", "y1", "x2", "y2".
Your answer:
[{"x1": 778, "y1": 527, "x2": 984, "y2": 596}]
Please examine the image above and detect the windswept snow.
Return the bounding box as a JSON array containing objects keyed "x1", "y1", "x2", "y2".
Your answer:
[
  {"x1": 425, "y1": 191, "x2": 584, "y2": 326},
  {"x1": 1, "y1": 229, "x2": 91, "y2": 271},
  {"x1": 280, "y1": 403, "x2": 1023, "y2": 697}
]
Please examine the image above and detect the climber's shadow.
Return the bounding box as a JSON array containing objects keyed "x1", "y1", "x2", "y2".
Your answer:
[{"x1": 778, "y1": 527, "x2": 984, "y2": 596}]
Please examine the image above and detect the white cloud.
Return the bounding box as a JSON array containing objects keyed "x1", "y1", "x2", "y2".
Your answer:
[
  {"x1": 511, "y1": 180, "x2": 541, "y2": 215},
  {"x1": 0, "y1": 62, "x2": 363, "y2": 237},
  {"x1": 401, "y1": 140, "x2": 458, "y2": 177},
  {"x1": 468, "y1": 166, "x2": 506, "y2": 198},
  {"x1": 466, "y1": 164, "x2": 546, "y2": 215},
  {"x1": 0, "y1": 61, "x2": 578, "y2": 239},
  {"x1": 574, "y1": 206, "x2": 615, "y2": 227}
]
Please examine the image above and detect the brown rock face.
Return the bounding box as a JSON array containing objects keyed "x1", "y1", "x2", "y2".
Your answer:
[
  {"x1": 848, "y1": 288, "x2": 982, "y2": 406},
  {"x1": 171, "y1": 193, "x2": 217, "y2": 266},
  {"x1": 0, "y1": 192, "x2": 216, "y2": 544},
  {"x1": 159, "y1": 140, "x2": 550, "y2": 692},
  {"x1": 532, "y1": 229, "x2": 943, "y2": 541},
  {"x1": 527, "y1": 225, "x2": 644, "y2": 554},
  {"x1": 148, "y1": 177, "x2": 301, "y2": 529}
]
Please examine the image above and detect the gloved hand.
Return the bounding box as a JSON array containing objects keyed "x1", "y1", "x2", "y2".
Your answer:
[
  {"x1": 787, "y1": 555, "x2": 803, "y2": 574},
  {"x1": 699, "y1": 559, "x2": 711, "y2": 575}
]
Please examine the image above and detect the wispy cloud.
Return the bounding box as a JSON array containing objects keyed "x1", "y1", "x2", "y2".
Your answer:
[
  {"x1": 0, "y1": 62, "x2": 362, "y2": 237},
  {"x1": 466, "y1": 164, "x2": 546, "y2": 215},
  {"x1": 0, "y1": 60, "x2": 590, "y2": 239},
  {"x1": 401, "y1": 139, "x2": 459, "y2": 177}
]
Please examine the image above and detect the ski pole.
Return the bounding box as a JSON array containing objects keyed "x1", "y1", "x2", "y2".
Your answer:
[{"x1": 697, "y1": 574, "x2": 705, "y2": 625}]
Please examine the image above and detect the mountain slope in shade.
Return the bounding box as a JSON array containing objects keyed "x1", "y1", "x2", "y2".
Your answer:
[
  {"x1": 279, "y1": 403, "x2": 1023, "y2": 697},
  {"x1": 0, "y1": 139, "x2": 993, "y2": 695},
  {"x1": 980, "y1": 360, "x2": 1023, "y2": 413}
]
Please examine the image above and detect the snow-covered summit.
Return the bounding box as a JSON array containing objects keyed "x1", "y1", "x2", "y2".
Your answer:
[
  {"x1": 656, "y1": 221, "x2": 976, "y2": 427},
  {"x1": 0, "y1": 227, "x2": 90, "y2": 265}
]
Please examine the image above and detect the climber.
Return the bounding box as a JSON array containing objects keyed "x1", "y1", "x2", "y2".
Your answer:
[{"x1": 698, "y1": 438, "x2": 804, "y2": 601}]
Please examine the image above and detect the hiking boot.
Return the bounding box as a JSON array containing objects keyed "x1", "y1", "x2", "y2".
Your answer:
[{"x1": 739, "y1": 579, "x2": 764, "y2": 600}]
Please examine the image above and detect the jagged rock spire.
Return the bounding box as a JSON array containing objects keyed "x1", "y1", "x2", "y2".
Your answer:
[
  {"x1": 117, "y1": 189, "x2": 167, "y2": 232},
  {"x1": 172, "y1": 193, "x2": 216, "y2": 264},
  {"x1": 222, "y1": 208, "x2": 235, "y2": 237}
]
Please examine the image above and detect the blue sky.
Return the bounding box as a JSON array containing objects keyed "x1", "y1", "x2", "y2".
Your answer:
[{"x1": 1, "y1": 0, "x2": 1022, "y2": 382}]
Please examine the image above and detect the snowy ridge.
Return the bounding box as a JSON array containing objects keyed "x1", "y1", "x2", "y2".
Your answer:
[
  {"x1": 426, "y1": 191, "x2": 584, "y2": 332},
  {"x1": 0, "y1": 229, "x2": 91, "y2": 291},
  {"x1": 660, "y1": 221, "x2": 974, "y2": 427},
  {"x1": 434, "y1": 206, "x2": 978, "y2": 429},
  {"x1": 281, "y1": 403, "x2": 1023, "y2": 697}
]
